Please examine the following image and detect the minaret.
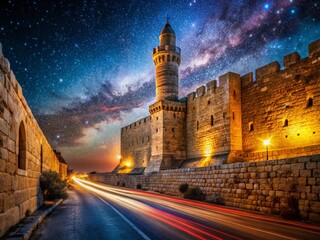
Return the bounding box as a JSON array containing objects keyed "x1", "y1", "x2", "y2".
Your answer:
[
  {"x1": 146, "y1": 21, "x2": 186, "y2": 173},
  {"x1": 152, "y1": 21, "x2": 181, "y2": 102}
]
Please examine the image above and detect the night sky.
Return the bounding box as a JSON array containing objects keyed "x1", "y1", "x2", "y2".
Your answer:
[{"x1": 0, "y1": 0, "x2": 319, "y2": 172}]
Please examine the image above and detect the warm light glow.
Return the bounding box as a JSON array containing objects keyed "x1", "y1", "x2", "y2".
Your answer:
[
  {"x1": 117, "y1": 155, "x2": 121, "y2": 160},
  {"x1": 263, "y1": 138, "x2": 271, "y2": 146},
  {"x1": 125, "y1": 161, "x2": 131, "y2": 167}
]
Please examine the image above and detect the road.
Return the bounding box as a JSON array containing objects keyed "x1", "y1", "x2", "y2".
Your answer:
[{"x1": 31, "y1": 178, "x2": 320, "y2": 240}]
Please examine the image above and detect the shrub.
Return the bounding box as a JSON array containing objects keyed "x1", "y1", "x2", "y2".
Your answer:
[
  {"x1": 179, "y1": 183, "x2": 189, "y2": 194},
  {"x1": 183, "y1": 187, "x2": 205, "y2": 201},
  {"x1": 136, "y1": 184, "x2": 142, "y2": 189},
  {"x1": 280, "y1": 197, "x2": 300, "y2": 220},
  {"x1": 40, "y1": 171, "x2": 68, "y2": 201}
]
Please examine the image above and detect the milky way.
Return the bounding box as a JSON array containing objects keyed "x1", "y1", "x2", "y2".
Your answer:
[{"x1": 0, "y1": 0, "x2": 319, "y2": 172}]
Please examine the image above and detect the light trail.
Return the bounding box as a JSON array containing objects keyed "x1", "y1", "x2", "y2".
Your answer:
[{"x1": 73, "y1": 178, "x2": 320, "y2": 240}]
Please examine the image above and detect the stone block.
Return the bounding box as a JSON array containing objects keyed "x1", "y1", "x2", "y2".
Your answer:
[
  {"x1": 308, "y1": 39, "x2": 320, "y2": 58},
  {"x1": 306, "y1": 162, "x2": 317, "y2": 169},
  {"x1": 300, "y1": 170, "x2": 311, "y2": 178},
  {"x1": 246, "y1": 183, "x2": 253, "y2": 189},
  {"x1": 291, "y1": 163, "x2": 304, "y2": 171},
  {"x1": 256, "y1": 61, "x2": 280, "y2": 80},
  {"x1": 283, "y1": 52, "x2": 300, "y2": 68},
  {"x1": 310, "y1": 201, "x2": 320, "y2": 212}
]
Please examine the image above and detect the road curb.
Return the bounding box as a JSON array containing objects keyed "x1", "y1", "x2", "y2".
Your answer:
[{"x1": 6, "y1": 199, "x2": 63, "y2": 240}]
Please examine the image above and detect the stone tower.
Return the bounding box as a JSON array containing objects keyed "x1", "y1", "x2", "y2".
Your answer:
[
  {"x1": 152, "y1": 21, "x2": 181, "y2": 102},
  {"x1": 145, "y1": 22, "x2": 186, "y2": 173}
]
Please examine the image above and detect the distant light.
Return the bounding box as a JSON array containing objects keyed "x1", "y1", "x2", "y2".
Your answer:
[
  {"x1": 290, "y1": 9, "x2": 295, "y2": 14},
  {"x1": 263, "y1": 139, "x2": 271, "y2": 146},
  {"x1": 117, "y1": 155, "x2": 121, "y2": 160},
  {"x1": 264, "y1": 3, "x2": 270, "y2": 9},
  {"x1": 125, "y1": 161, "x2": 131, "y2": 167},
  {"x1": 59, "y1": 78, "x2": 63, "y2": 82}
]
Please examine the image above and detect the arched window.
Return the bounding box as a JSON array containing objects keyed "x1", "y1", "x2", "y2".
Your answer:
[
  {"x1": 307, "y1": 97, "x2": 313, "y2": 107},
  {"x1": 232, "y1": 111, "x2": 235, "y2": 120},
  {"x1": 211, "y1": 115, "x2": 214, "y2": 126},
  {"x1": 249, "y1": 122, "x2": 254, "y2": 132},
  {"x1": 283, "y1": 119, "x2": 288, "y2": 127},
  {"x1": 18, "y1": 122, "x2": 27, "y2": 170},
  {"x1": 197, "y1": 121, "x2": 199, "y2": 130}
]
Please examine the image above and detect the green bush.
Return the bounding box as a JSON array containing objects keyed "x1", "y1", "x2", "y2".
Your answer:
[
  {"x1": 40, "y1": 171, "x2": 68, "y2": 201},
  {"x1": 136, "y1": 184, "x2": 142, "y2": 189},
  {"x1": 178, "y1": 183, "x2": 189, "y2": 194},
  {"x1": 183, "y1": 187, "x2": 205, "y2": 201}
]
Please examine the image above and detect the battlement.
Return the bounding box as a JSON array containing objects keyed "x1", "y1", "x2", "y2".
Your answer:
[
  {"x1": 121, "y1": 115, "x2": 151, "y2": 132},
  {"x1": 241, "y1": 39, "x2": 320, "y2": 87},
  {"x1": 187, "y1": 72, "x2": 240, "y2": 101},
  {"x1": 149, "y1": 100, "x2": 186, "y2": 114}
]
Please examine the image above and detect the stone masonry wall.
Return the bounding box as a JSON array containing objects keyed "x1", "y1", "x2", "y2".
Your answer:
[
  {"x1": 89, "y1": 155, "x2": 320, "y2": 222},
  {"x1": 120, "y1": 116, "x2": 151, "y2": 169},
  {"x1": 241, "y1": 39, "x2": 320, "y2": 156},
  {"x1": 0, "y1": 44, "x2": 67, "y2": 237}
]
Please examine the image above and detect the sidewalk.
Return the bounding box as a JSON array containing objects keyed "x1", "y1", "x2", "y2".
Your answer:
[{"x1": 4, "y1": 200, "x2": 63, "y2": 240}]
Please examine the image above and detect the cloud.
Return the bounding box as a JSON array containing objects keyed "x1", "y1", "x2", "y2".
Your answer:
[{"x1": 37, "y1": 78, "x2": 155, "y2": 147}]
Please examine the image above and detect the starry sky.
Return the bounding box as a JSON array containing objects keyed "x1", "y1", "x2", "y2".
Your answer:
[{"x1": 0, "y1": 0, "x2": 319, "y2": 172}]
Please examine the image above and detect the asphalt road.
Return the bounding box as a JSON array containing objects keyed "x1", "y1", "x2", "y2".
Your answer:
[{"x1": 31, "y1": 178, "x2": 320, "y2": 240}]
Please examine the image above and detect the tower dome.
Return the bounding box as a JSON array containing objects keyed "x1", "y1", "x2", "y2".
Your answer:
[{"x1": 161, "y1": 22, "x2": 175, "y2": 35}]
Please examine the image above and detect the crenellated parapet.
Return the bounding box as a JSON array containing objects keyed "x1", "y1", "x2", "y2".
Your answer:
[{"x1": 149, "y1": 100, "x2": 186, "y2": 114}]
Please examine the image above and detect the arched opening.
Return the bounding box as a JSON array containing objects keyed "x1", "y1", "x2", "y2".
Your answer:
[
  {"x1": 307, "y1": 97, "x2": 313, "y2": 107},
  {"x1": 249, "y1": 122, "x2": 254, "y2": 132},
  {"x1": 232, "y1": 111, "x2": 235, "y2": 120},
  {"x1": 211, "y1": 115, "x2": 214, "y2": 126},
  {"x1": 197, "y1": 121, "x2": 199, "y2": 130},
  {"x1": 18, "y1": 122, "x2": 27, "y2": 170},
  {"x1": 283, "y1": 119, "x2": 288, "y2": 127}
]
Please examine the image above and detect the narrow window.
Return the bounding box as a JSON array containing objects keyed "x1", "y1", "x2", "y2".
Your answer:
[
  {"x1": 233, "y1": 90, "x2": 236, "y2": 97},
  {"x1": 18, "y1": 122, "x2": 27, "y2": 170},
  {"x1": 307, "y1": 97, "x2": 313, "y2": 107},
  {"x1": 173, "y1": 113, "x2": 176, "y2": 118},
  {"x1": 197, "y1": 121, "x2": 199, "y2": 130},
  {"x1": 232, "y1": 111, "x2": 235, "y2": 120},
  {"x1": 249, "y1": 122, "x2": 254, "y2": 132},
  {"x1": 208, "y1": 100, "x2": 211, "y2": 105},
  {"x1": 148, "y1": 136, "x2": 150, "y2": 142},
  {"x1": 211, "y1": 115, "x2": 214, "y2": 126},
  {"x1": 142, "y1": 137, "x2": 144, "y2": 143},
  {"x1": 283, "y1": 119, "x2": 288, "y2": 127},
  {"x1": 144, "y1": 118, "x2": 146, "y2": 123},
  {"x1": 156, "y1": 128, "x2": 158, "y2": 133},
  {"x1": 172, "y1": 128, "x2": 175, "y2": 132}
]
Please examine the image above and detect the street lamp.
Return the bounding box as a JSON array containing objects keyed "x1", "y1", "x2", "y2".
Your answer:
[{"x1": 263, "y1": 139, "x2": 271, "y2": 160}]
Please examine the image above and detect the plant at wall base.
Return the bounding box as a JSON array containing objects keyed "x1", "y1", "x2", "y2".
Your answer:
[
  {"x1": 179, "y1": 183, "x2": 189, "y2": 194},
  {"x1": 136, "y1": 184, "x2": 142, "y2": 189},
  {"x1": 280, "y1": 197, "x2": 300, "y2": 220},
  {"x1": 40, "y1": 171, "x2": 68, "y2": 201},
  {"x1": 183, "y1": 187, "x2": 205, "y2": 201}
]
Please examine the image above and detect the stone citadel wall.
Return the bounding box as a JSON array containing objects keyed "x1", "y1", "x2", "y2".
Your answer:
[
  {"x1": 89, "y1": 155, "x2": 320, "y2": 222},
  {"x1": 120, "y1": 39, "x2": 320, "y2": 170},
  {"x1": 239, "y1": 40, "x2": 320, "y2": 159},
  {"x1": 0, "y1": 44, "x2": 67, "y2": 237},
  {"x1": 120, "y1": 116, "x2": 151, "y2": 171}
]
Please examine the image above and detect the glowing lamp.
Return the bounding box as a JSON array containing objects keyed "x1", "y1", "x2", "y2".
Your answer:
[
  {"x1": 263, "y1": 138, "x2": 271, "y2": 160},
  {"x1": 263, "y1": 139, "x2": 270, "y2": 146}
]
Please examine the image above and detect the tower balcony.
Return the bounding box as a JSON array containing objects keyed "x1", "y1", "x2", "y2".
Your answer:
[{"x1": 153, "y1": 45, "x2": 181, "y2": 55}]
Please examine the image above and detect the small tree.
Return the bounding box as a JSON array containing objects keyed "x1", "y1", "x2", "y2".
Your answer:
[
  {"x1": 40, "y1": 171, "x2": 68, "y2": 201},
  {"x1": 183, "y1": 187, "x2": 205, "y2": 201},
  {"x1": 179, "y1": 183, "x2": 189, "y2": 194}
]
